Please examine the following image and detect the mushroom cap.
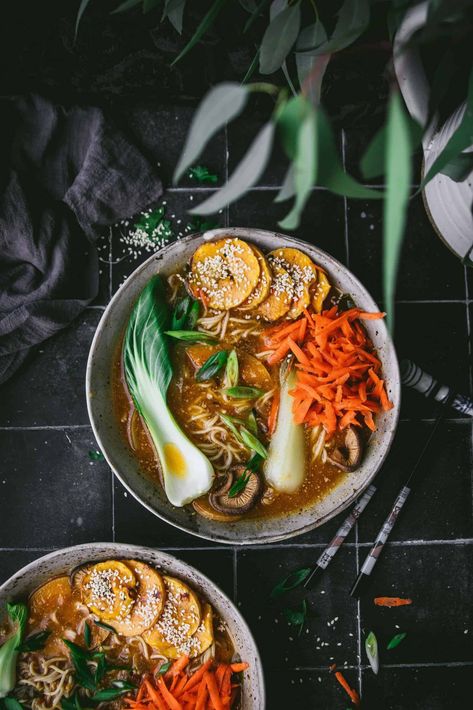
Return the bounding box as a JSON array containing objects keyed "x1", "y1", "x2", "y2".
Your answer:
[
  {"x1": 327, "y1": 426, "x2": 363, "y2": 472},
  {"x1": 210, "y1": 465, "x2": 262, "y2": 515}
]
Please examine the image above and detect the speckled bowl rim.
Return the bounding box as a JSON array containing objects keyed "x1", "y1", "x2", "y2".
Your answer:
[
  {"x1": 86, "y1": 227, "x2": 401, "y2": 545},
  {"x1": 0, "y1": 543, "x2": 265, "y2": 709}
]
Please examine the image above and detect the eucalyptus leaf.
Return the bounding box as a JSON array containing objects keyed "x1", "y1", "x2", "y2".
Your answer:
[
  {"x1": 279, "y1": 107, "x2": 317, "y2": 230},
  {"x1": 162, "y1": 0, "x2": 186, "y2": 32},
  {"x1": 111, "y1": 0, "x2": 142, "y2": 14},
  {"x1": 317, "y1": 107, "x2": 383, "y2": 198},
  {"x1": 440, "y1": 151, "x2": 473, "y2": 182},
  {"x1": 171, "y1": 0, "x2": 228, "y2": 66},
  {"x1": 259, "y1": 2, "x2": 301, "y2": 75},
  {"x1": 296, "y1": 20, "x2": 327, "y2": 52},
  {"x1": 421, "y1": 66, "x2": 473, "y2": 188},
  {"x1": 365, "y1": 631, "x2": 379, "y2": 674},
  {"x1": 297, "y1": 0, "x2": 370, "y2": 56},
  {"x1": 243, "y1": 0, "x2": 271, "y2": 33},
  {"x1": 361, "y1": 118, "x2": 422, "y2": 180},
  {"x1": 174, "y1": 83, "x2": 248, "y2": 183},
  {"x1": 276, "y1": 95, "x2": 311, "y2": 160},
  {"x1": 274, "y1": 164, "x2": 296, "y2": 203},
  {"x1": 296, "y1": 53, "x2": 330, "y2": 106},
  {"x1": 143, "y1": 0, "x2": 160, "y2": 12},
  {"x1": 75, "y1": 0, "x2": 94, "y2": 39},
  {"x1": 383, "y1": 91, "x2": 412, "y2": 329},
  {"x1": 189, "y1": 122, "x2": 275, "y2": 215},
  {"x1": 196, "y1": 350, "x2": 228, "y2": 381},
  {"x1": 242, "y1": 48, "x2": 260, "y2": 84}
]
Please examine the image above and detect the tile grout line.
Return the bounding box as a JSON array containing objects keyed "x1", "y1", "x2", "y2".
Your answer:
[
  {"x1": 340, "y1": 129, "x2": 350, "y2": 268},
  {"x1": 233, "y1": 548, "x2": 238, "y2": 605},
  {"x1": 355, "y1": 520, "x2": 362, "y2": 697},
  {"x1": 224, "y1": 125, "x2": 229, "y2": 228},
  {"x1": 108, "y1": 226, "x2": 113, "y2": 302}
]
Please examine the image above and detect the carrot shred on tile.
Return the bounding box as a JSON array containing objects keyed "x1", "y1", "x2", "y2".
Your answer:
[{"x1": 374, "y1": 596, "x2": 413, "y2": 607}]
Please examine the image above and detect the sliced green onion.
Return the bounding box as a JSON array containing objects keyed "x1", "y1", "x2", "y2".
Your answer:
[
  {"x1": 365, "y1": 631, "x2": 379, "y2": 674},
  {"x1": 246, "y1": 410, "x2": 258, "y2": 435},
  {"x1": 219, "y1": 413, "x2": 243, "y2": 441},
  {"x1": 387, "y1": 632, "x2": 407, "y2": 650},
  {"x1": 171, "y1": 296, "x2": 192, "y2": 330},
  {"x1": 186, "y1": 300, "x2": 201, "y2": 329},
  {"x1": 165, "y1": 330, "x2": 217, "y2": 343},
  {"x1": 228, "y1": 471, "x2": 251, "y2": 498},
  {"x1": 225, "y1": 348, "x2": 239, "y2": 387},
  {"x1": 271, "y1": 568, "x2": 311, "y2": 598},
  {"x1": 223, "y1": 386, "x2": 264, "y2": 399},
  {"x1": 195, "y1": 350, "x2": 228, "y2": 381},
  {"x1": 239, "y1": 426, "x2": 268, "y2": 458}
]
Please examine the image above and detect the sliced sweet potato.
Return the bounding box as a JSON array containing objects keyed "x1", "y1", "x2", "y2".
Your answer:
[
  {"x1": 254, "y1": 260, "x2": 293, "y2": 322},
  {"x1": 267, "y1": 247, "x2": 318, "y2": 319},
  {"x1": 237, "y1": 245, "x2": 272, "y2": 311},
  {"x1": 189, "y1": 238, "x2": 260, "y2": 310},
  {"x1": 239, "y1": 351, "x2": 273, "y2": 389},
  {"x1": 107, "y1": 560, "x2": 166, "y2": 636},
  {"x1": 142, "y1": 575, "x2": 202, "y2": 658},
  {"x1": 189, "y1": 603, "x2": 214, "y2": 658},
  {"x1": 28, "y1": 576, "x2": 106, "y2": 656},
  {"x1": 74, "y1": 560, "x2": 137, "y2": 622},
  {"x1": 311, "y1": 270, "x2": 331, "y2": 313}
]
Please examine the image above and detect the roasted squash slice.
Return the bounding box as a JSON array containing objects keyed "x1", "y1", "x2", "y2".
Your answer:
[
  {"x1": 189, "y1": 238, "x2": 260, "y2": 310},
  {"x1": 237, "y1": 246, "x2": 272, "y2": 311},
  {"x1": 186, "y1": 343, "x2": 220, "y2": 369},
  {"x1": 254, "y1": 260, "x2": 293, "y2": 322},
  {"x1": 189, "y1": 603, "x2": 214, "y2": 658},
  {"x1": 311, "y1": 270, "x2": 331, "y2": 313},
  {"x1": 74, "y1": 560, "x2": 137, "y2": 622},
  {"x1": 267, "y1": 247, "x2": 318, "y2": 319},
  {"x1": 238, "y1": 351, "x2": 273, "y2": 389},
  {"x1": 28, "y1": 576, "x2": 106, "y2": 656},
  {"x1": 142, "y1": 575, "x2": 202, "y2": 658},
  {"x1": 105, "y1": 560, "x2": 166, "y2": 636}
]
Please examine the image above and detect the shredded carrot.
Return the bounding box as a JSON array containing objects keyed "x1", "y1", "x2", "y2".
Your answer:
[
  {"x1": 374, "y1": 596, "x2": 413, "y2": 607},
  {"x1": 267, "y1": 391, "x2": 280, "y2": 435},
  {"x1": 230, "y1": 663, "x2": 249, "y2": 673},
  {"x1": 276, "y1": 306, "x2": 393, "y2": 436},
  {"x1": 144, "y1": 679, "x2": 167, "y2": 710},
  {"x1": 205, "y1": 671, "x2": 224, "y2": 710},
  {"x1": 166, "y1": 655, "x2": 190, "y2": 679},
  {"x1": 332, "y1": 669, "x2": 361, "y2": 706}
]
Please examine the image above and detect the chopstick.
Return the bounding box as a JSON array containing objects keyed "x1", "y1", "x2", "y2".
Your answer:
[
  {"x1": 349, "y1": 409, "x2": 445, "y2": 598},
  {"x1": 303, "y1": 484, "x2": 377, "y2": 588}
]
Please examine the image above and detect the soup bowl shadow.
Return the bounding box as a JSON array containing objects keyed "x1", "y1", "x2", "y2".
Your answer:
[
  {"x1": 0, "y1": 543, "x2": 265, "y2": 709},
  {"x1": 86, "y1": 227, "x2": 400, "y2": 545}
]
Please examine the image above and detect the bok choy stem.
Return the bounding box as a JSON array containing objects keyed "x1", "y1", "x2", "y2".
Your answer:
[
  {"x1": 123, "y1": 277, "x2": 214, "y2": 507},
  {"x1": 0, "y1": 602, "x2": 28, "y2": 698}
]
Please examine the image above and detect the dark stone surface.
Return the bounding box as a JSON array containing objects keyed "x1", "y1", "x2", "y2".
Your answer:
[{"x1": 1, "y1": 7, "x2": 472, "y2": 708}]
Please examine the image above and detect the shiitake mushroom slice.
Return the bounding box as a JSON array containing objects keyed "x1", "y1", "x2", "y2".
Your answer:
[
  {"x1": 209, "y1": 466, "x2": 262, "y2": 515},
  {"x1": 326, "y1": 426, "x2": 363, "y2": 472}
]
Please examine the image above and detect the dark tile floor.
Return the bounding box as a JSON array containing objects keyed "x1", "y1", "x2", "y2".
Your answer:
[{"x1": 1, "y1": 113, "x2": 472, "y2": 710}]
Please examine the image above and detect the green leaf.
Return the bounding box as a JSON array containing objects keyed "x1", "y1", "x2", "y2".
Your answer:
[
  {"x1": 259, "y1": 2, "x2": 301, "y2": 75},
  {"x1": 16, "y1": 630, "x2": 51, "y2": 653},
  {"x1": 94, "y1": 653, "x2": 106, "y2": 686},
  {"x1": 239, "y1": 426, "x2": 268, "y2": 458},
  {"x1": 276, "y1": 95, "x2": 311, "y2": 160},
  {"x1": 171, "y1": 0, "x2": 229, "y2": 66},
  {"x1": 84, "y1": 623, "x2": 91, "y2": 648},
  {"x1": 111, "y1": 0, "x2": 142, "y2": 14},
  {"x1": 421, "y1": 66, "x2": 473, "y2": 188},
  {"x1": 279, "y1": 107, "x2": 317, "y2": 230},
  {"x1": 155, "y1": 661, "x2": 172, "y2": 676},
  {"x1": 387, "y1": 632, "x2": 407, "y2": 650},
  {"x1": 243, "y1": 0, "x2": 271, "y2": 33},
  {"x1": 3, "y1": 698, "x2": 23, "y2": 710},
  {"x1": 143, "y1": 0, "x2": 160, "y2": 12},
  {"x1": 174, "y1": 83, "x2": 248, "y2": 183},
  {"x1": 75, "y1": 0, "x2": 94, "y2": 40},
  {"x1": 63, "y1": 640, "x2": 97, "y2": 691},
  {"x1": 93, "y1": 620, "x2": 116, "y2": 634},
  {"x1": 242, "y1": 48, "x2": 260, "y2": 85},
  {"x1": 171, "y1": 296, "x2": 192, "y2": 330},
  {"x1": 316, "y1": 107, "x2": 383, "y2": 198},
  {"x1": 189, "y1": 122, "x2": 275, "y2": 215},
  {"x1": 383, "y1": 91, "x2": 412, "y2": 330},
  {"x1": 162, "y1": 0, "x2": 186, "y2": 33},
  {"x1": 224, "y1": 349, "x2": 239, "y2": 388},
  {"x1": 186, "y1": 301, "x2": 201, "y2": 329},
  {"x1": 165, "y1": 330, "x2": 217, "y2": 343},
  {"x1": 440, "y1": 152, "x2": 473, "y2": 182},
  {"x1": 245, "y1": 451, "x2": 264, "y2": 472},
  {"x1": 88, "y1": 449, "x2": 104, "y2": 461},
  {"x1": 196, "y1": 351, "x2": 228, "y2": 381},
  {"x1": 297, "y1": 0, "x2": 370, "y2": 56},
  {"x1": 360, "y1": 118, "x2": 422, "y2": 180},
  {"x1": 295, "y1": 54, "x2": 330, "y2": 106},
  {"x1": 365, "y1": 631, "x2": 379, "y2": 674},
  {"x1": 6, "y1": 603, "x2": 28, "y2": 633},
  {"x1": 296, "y1": 20, "x2": 327, "y2": 52},
  {"x1": 274, "y1": 164, "x2": 295, "y2": 203},
  {"x1": 223, "y1": 386, "x2": 264, "y2": 399},
  {"x1": 188, "y1": 165, "x2": 218, "y2": 184},
  {"x1": 271, "y1": 567, "x2": 311, "y2": 597}
]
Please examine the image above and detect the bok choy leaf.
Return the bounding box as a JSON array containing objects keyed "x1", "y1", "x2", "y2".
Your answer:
[
  {"x1": 123, "y1": 276, "x2": 214, "y2": 507},
  {"x1": 0, "y1": 602, "x2": 27, "y2": 698}
]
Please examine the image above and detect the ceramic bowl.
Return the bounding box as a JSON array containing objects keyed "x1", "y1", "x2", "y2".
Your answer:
[
  {"x1": 86, "y1": 227, "x2": 400, "y2": 544},
  {"x1": 0, "y1": 543, "x2": 265, "y2": 709}
]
